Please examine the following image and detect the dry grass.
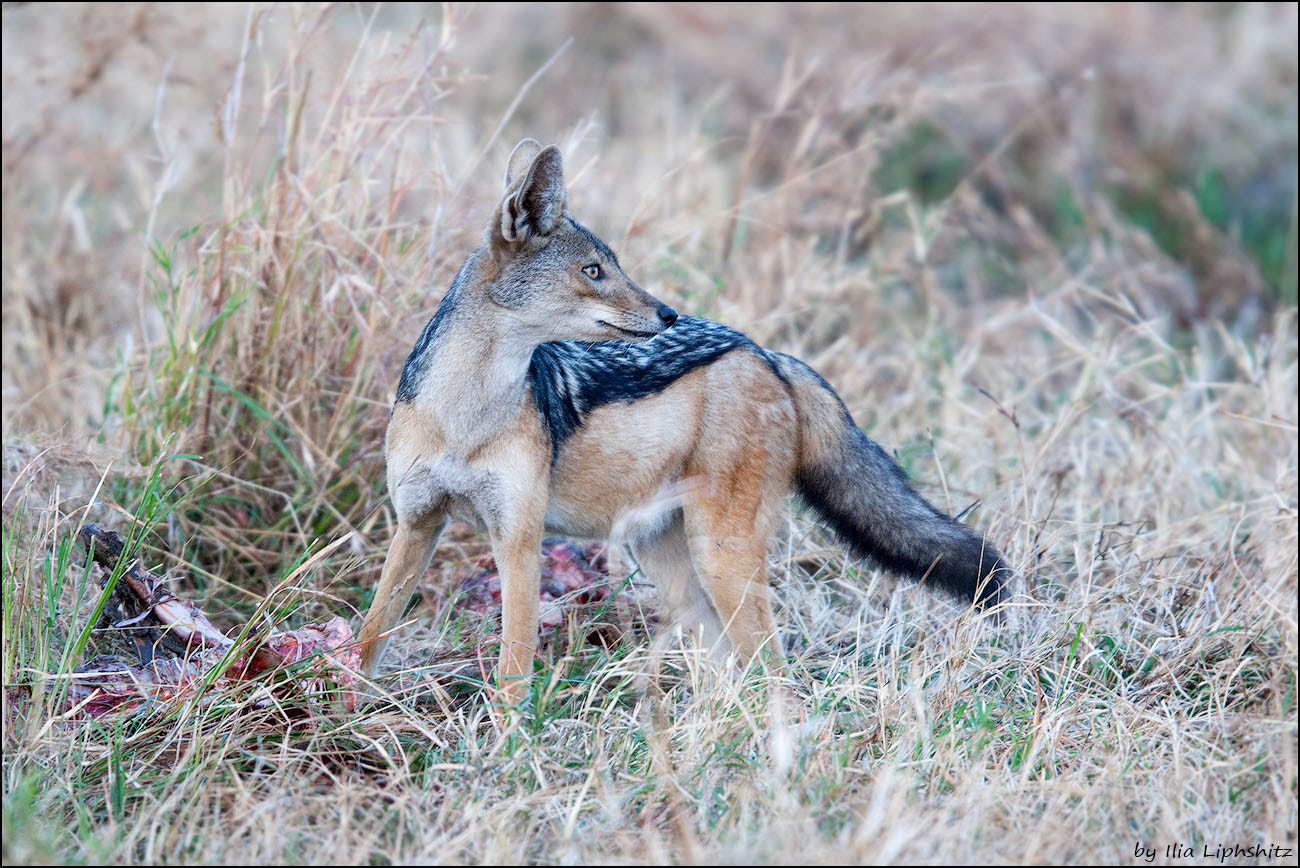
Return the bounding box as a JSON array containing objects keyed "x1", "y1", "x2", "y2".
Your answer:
[{"x1": 2, "y1": 3, "x2": 1296, "y2": 864}]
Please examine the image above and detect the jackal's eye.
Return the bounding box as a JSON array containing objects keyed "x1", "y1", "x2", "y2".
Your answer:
[{"x1": 582, "y1": 264, "x2": 603, "y2": 281}]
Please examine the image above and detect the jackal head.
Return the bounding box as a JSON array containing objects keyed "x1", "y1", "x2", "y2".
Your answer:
[{"x1": 483, "y1": 139, "x2": 676, "y2": 342}]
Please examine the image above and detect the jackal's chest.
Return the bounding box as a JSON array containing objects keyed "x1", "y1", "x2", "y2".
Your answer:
[{"x1": 389, "y1": 452, "x2": 508, "y2": 533}]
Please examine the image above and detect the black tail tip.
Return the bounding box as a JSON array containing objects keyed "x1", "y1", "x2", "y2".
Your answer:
[
  {"x1": 926, "y1": 535, "x2": 1012, "y2": 613},
  {"x1": 970, "y1": 554, "x2": 1013, "y2": 614}
]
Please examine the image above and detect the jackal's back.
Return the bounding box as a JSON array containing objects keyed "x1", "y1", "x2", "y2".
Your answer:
[{"x1": 528, "y1": 316, "x2": 785, "y2": 461}]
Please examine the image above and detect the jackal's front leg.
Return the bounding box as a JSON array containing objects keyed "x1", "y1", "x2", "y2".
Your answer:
[
  {"x1": 358, "y1": 517, "x2": 445, "y2": 678},
  {"x1": 492, "y1": 516, "x2": 545, "y2": 709}
]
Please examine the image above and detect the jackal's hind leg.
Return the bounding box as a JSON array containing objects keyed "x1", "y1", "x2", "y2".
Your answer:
[
  {"x1": 631, "y1": 513, "x2": 726, "y2": 654},
  {"x1": 676, "y1": 363, "x2": 795, "y2": 664},
  {"x1": 679, "y1": 457, "x2": 786, "y2": 664},
  {"x1": 682, "y1": 523, "x2": 777, "y2": 664}
]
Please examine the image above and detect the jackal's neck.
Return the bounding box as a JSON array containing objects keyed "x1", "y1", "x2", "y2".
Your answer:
[{"x1": 400, "y1": 250, "x2": 545, "y2": 449}]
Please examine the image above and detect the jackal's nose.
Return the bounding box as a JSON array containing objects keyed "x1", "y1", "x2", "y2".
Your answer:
[{"x1": 657, "y1": 305, "x2": 678, "y2": 328}]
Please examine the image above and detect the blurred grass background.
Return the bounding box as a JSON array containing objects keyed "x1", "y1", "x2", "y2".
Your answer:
[{"x1": 2, "y1": 3, "x2": 1296, "y2": 864}]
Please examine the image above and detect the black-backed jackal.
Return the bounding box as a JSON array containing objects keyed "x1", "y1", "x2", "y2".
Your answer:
[{"x1": 357, "y1": 139, "x2": 1011, "y2": 707}]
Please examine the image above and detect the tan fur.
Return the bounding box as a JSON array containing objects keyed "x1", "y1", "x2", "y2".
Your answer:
[
  {"x1": 358, "y1": 140, "x2": 1008, "y2": 713},
  {"x1": 359, "y1": 350, "x2": 799, "y2": 694},
  {"x1": 358, "y1": 141, "x2": 687, "y2": 708},
  {"x1": 359, "y1": 383, "x2": 552, "y2": 704}
]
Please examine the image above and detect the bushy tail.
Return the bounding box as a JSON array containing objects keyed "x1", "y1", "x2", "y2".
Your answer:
[{"x1": 772, "y1": 353, "x2": 1010, "y2": 608}]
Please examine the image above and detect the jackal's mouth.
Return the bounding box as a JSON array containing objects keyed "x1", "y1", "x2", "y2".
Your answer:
[{"x1": 597, "y1": 320, "x2": 661, "y2": 339}]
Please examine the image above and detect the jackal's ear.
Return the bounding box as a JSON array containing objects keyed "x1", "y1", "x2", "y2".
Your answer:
[
  {"x1": 502, "y1": 138, "x2": 543, "y2": 192},
  {"x1": 490, "y1": 144, "x2": 569, "y2": 256}
]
